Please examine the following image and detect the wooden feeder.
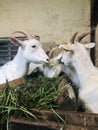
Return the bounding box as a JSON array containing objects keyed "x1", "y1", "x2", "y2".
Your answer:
[
  {"x1": 0, "y1": 77, "x2": 25, "y2": 93},
  {"x1": 9, "y1": 109, "x2": 98, "y2": 130}
]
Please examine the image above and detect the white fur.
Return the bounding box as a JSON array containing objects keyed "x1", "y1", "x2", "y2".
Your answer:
[
  {"x1": 60, "y1": 42, "x2": 98, "y2": 113},
  {"x1": 28, "y1": 53, "x2": 62, "y2": 78},
  {"x1": 43, "y1": 53, "x2": 62, "y2": 78},
  {"x1": 61, "y1": 62, "x2": 80, "y2": 88},
  {"x1": 0, "y1": 37, "x2": 49, "y2": 84}
]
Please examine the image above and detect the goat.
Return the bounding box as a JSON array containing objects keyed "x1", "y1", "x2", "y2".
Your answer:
[
  {"x1": 59, "y1": 32, "x2": 98, "y2": 113},
  {"x1": 60, "y1": 32, "x2": 90, "y2": 88},
  {"x1": 0, "y1": 31, "x2": 49, "y2": 85},
  {"x1": 28, "y1": 47, "x2": 63, "y2": 78},
  {"x1": 27, "y1": 35, "x2": 87, "y2": 80}
]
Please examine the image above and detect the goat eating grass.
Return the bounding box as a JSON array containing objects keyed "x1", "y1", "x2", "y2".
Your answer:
[
  {"x1": 59, "y1": 32, "x2": 98, "y2": 113},
  {"x1": 0, "y1": 31, "x2": 49, "y2": 85},
  {"x1": 28, "y1": 46, "x2": 63, "y2": 78}
]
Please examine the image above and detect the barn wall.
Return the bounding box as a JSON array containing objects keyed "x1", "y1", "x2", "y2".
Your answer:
[{"x1": 0, "y1": 0, "x2": 90, "y2": 42}]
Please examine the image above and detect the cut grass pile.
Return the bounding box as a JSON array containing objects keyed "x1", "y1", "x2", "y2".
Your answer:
[{"x1": 0, "y1": 74, "x2": 68, "y2": 129}]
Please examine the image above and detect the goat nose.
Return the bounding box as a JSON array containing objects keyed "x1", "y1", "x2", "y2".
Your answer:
[{"x1": 46, "y1": 58, "x2": 49, "y2": 62}]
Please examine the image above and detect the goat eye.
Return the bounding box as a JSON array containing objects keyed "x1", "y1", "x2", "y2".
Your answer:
[{"x1": 32, "y1": 45, "x2": 36, "y2": 48}]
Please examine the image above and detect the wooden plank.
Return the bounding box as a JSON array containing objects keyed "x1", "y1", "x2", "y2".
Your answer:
[
  {"x1": 65, "y1": 111, "x2": 98, "y2": 127},
  {"x1": 9, "y1": 117, "x2": 98, "y2": 130},
  {"x1": 9, "y1": 119, "x2": 62, "y2": 130},
  {"x1": 64, "y1": 124, "x2": 98, "y2": 130},
  {"x1": 30, "y1": 109, "x2": 98, "y2": 127},
  {"x1": 9, "y1": 109, "x2": 98, "y2": 127},
  {"x1": 0, "y1": 77, "x2": 25, "y2": 93}
]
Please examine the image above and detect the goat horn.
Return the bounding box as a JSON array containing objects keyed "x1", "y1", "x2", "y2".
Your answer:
[
  {"x1": 70, "y1": 32, "x2": 78, "y2": 43},
  {"x1": 48, "y1": 47, "x2": 58, "y2": 59},
  {"x1": 12, "y1": 30, "x2": 35, "y2": 39},
  {"x1": 76, "y1": 32, "x2": 90, "y2": 42}
]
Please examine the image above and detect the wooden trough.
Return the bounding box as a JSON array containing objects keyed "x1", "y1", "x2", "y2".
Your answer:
[
  {"x1": 0, "y1": 75, "x2": 98, "y2": 130},
  {"x1": 9, "y1": 109, "x2": 98, "y2": 130},
  {"x1": 0, "y1": 77, "x2": 25, "y2": 93},
  {"x1": 1, "y1": 76, "x2": 97, "y2": 130}
]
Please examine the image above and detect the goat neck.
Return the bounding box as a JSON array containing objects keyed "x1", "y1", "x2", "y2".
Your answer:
[
  {"x1": 72, "y1": 43, "x2": 95, "y2": 87},
  {"x1": 13, "y1": 47, "x2": 29, "y2": 76}
]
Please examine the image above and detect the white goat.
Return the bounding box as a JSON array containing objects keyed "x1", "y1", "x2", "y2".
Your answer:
[
  {"x1": 28, "y1": 47, "x2": 63, "y2": 78},
  {"x1": 59, "y1": 32, "x2": 98, "y2": 113},
  {"x1": 0, "y1": 31, "x2": 49, "y2": 85},
  {"x1": 60, "y1": 32, "x2": 89, "y2": 88}
]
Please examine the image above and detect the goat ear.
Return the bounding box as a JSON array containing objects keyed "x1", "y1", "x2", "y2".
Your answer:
[
  {"x1": 84, "y1": 42, "x2": 95, "y2": 49},
  {"x1": 9, "y1": 37, "x2": 24, "y2": 47}
]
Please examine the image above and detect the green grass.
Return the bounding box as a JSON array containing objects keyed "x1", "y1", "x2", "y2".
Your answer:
[{"x1": 0, "y1": 74, "x2": 67, "y2": 129}]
